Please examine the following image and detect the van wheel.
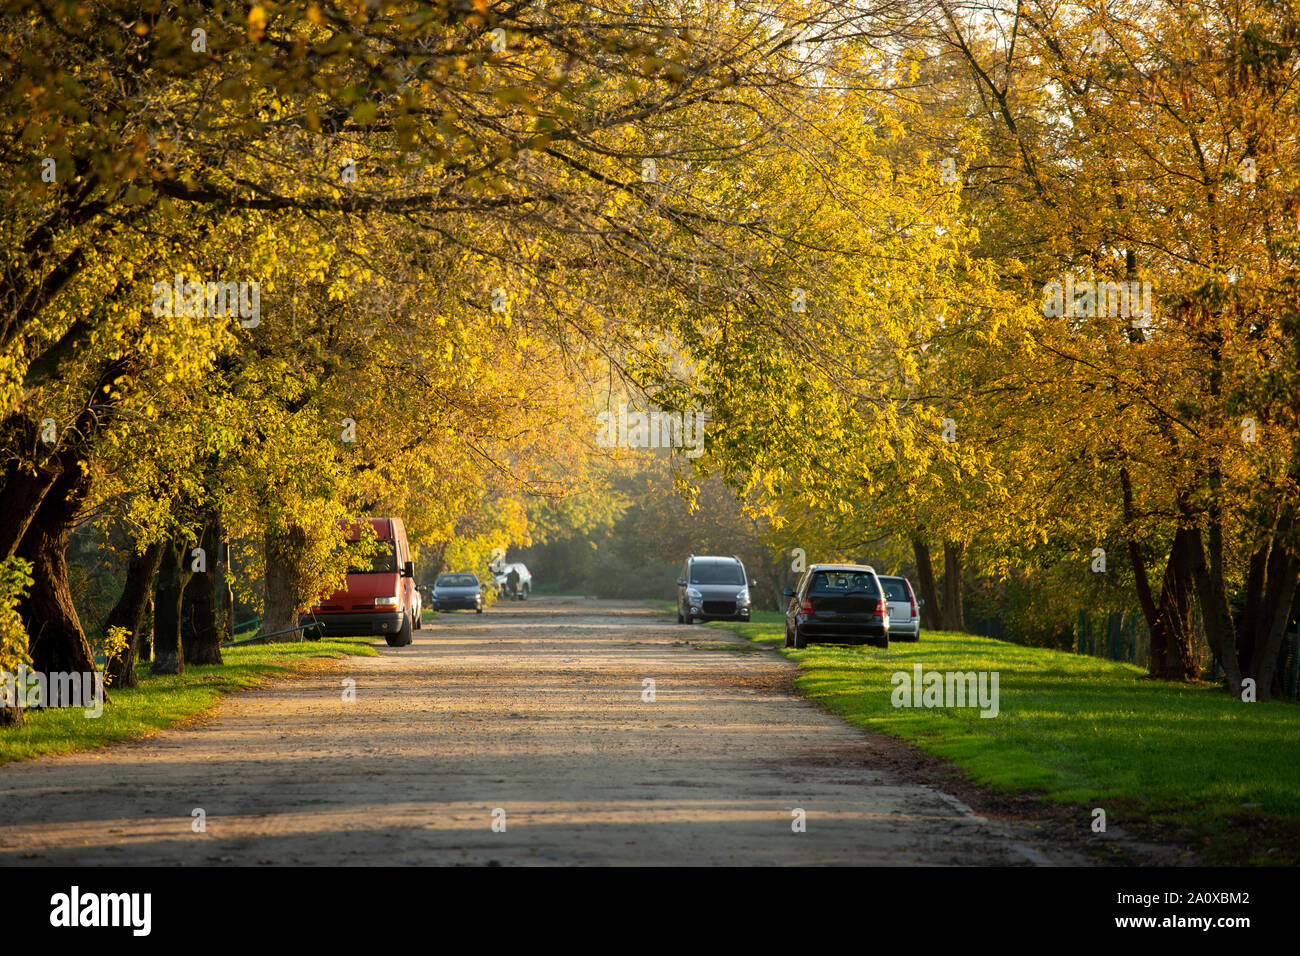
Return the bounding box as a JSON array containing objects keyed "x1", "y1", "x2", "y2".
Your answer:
[
  {"x1": 385, "y1": 633, "x2": 403, "y2": 647},
  {"x1": 396, "y1": 612, "x2": 413, "y2": 646}
]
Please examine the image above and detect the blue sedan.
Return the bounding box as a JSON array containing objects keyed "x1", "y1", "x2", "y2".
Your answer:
[{"x1": 431, "y1": 572, "x2": 484, "y2": 613}]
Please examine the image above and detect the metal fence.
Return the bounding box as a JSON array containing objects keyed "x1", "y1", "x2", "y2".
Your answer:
[
  {"x1": 1076, "y1": 610, "x2": 1142, "y2": 665},
  {"x1": 1075, "y1": 609, "x2": 1300, "y2": 700},
  {"x1": 970, "y1": 610, "x2": 1298, "y2": 698},
  {"x1": 1282, "y1": 632, "x2": 1300, "y2": 700}
]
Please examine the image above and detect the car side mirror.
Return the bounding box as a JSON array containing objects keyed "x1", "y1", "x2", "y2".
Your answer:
[
  {"x1": 917, "y1": 599, "x2": 925, "y2": 607},
  {"x1": 749, "y1": 578, "x2": 757, "y2": 587},
  {"x1": 676, "y1": 578, "x2": 686, "y2": 587},
  {"x1": 782, "y1": 588, "x2": 795, "y2": 597},
  {"x1": 402, "y1": 561, "x2": 414, "y2": 578}
]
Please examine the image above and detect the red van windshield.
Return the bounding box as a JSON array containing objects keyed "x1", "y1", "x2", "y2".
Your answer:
[{"x1": 346, "y1": 540, "x2": 397, "y2": 574}]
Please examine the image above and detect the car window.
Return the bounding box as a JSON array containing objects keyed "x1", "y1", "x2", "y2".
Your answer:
[
  {"x1": 689, "y1": 562, "x2": 745, "y2": 585},
  {"x1": 880, "y1": 579, "x2": 909, "y2": 601},
  {"x1": 437, "y1": 573, "x2": 478, "y2": 586},
  {"x1": 809, "y1": 570, "x2": 879, "y2": 596},
  {"x1": 346, "y1": 540, "x2": 397, "y2": 574}
]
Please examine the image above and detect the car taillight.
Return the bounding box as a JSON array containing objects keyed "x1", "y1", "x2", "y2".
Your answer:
[
  {"x1": 907, "y1": 582, "x2": 918, "y2": 619},
  {"x1": 876, "y1": 598, "x2": 886, "y2": 617},
  {"x1": 800, "y1": 597, "x2": 814, "y2": 615}
]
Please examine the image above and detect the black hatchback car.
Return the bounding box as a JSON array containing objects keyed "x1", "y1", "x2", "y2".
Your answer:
[
  {"x1": 784, "y1": 564, "x2": 889, "y2": 649},
  {"x1": 676, "y1": 554, "x2": 754, "y2": 624}
]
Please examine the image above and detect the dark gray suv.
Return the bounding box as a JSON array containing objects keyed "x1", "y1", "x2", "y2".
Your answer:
[{"x1": 676, "y1": 554, "x2": 754, "y2": 624}]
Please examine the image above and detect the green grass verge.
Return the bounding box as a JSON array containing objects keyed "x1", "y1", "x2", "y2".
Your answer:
[
  {"x1": 1, "y1": 636, "x2": 375, "y2": 766},
  {"x1": 694, "y1": 607, "x2": 1300, "y2": 864}
]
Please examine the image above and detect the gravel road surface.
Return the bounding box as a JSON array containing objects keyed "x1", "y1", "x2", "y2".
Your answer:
[{"x1": 0, "y1": 598, "x2": 1083, "y2": 865}]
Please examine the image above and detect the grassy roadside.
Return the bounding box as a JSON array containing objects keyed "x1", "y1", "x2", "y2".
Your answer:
[
  {"x1": 677, "y1": 605, "x2": 1300, "y2": 865},
  {"x1": 1, "y1": 636, "x2": 375, "y2": 766}
]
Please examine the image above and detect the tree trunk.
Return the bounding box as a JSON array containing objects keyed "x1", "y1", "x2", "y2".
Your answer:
[
  {"x1": 1121, "y1": 468, "x2": 1197, "y2": 682},
  {"x1": 1246, "y1": 513, "x2": 1298, "y2": 701},
  {"x1": 942, "y1": 540, "x2": 965, "y2": 633},
  {"x1": 0, "y1": 466, "x2": 58, "y2": 561},
  {"x1": 1148, "y1": 527, "x2": 1199, "y2": 681},
  {"x1": 137, "y1": 594, "x2": 153, "y2": 662},
  {"x1": 1237, "y1": 537, "x2": 1271, "y2": 668},
  {"x1": 0, "y1": 413, "x2": 58, "y2": 561},
  {"x1": 911, "y1": 536, "x2": 942, "y2": 629},
  {"x1": 104, "y1": 541, "x2": 164, "y2": 689},
  {"x1": 1188, "y1": 525, "x2": 1241, "y2": 695},
  {"x1": 9, "y1": 356, "x2": 139, "y2": 702},
  {"x1": 182, "y1": 518, "x2": 223, "y2": 665},
  {"x1": 215, "y1": 531, "x2": 234, "y2": 645},
  {"x1": 261, "y1": 526, "x2": 306, "y2": 639},
  {"x1": 16, "y1": 463, "x2": 103, "y2": 706},
  {"x1": 150, "y1": 541, "x2": 188, "y2": 675}
]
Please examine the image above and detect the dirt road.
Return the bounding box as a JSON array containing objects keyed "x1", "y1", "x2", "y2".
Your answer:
[{"x1": 0, "y1": 598, "x2": 1082, "y2": 865}]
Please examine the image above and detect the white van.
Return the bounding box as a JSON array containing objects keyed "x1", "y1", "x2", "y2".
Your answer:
[{"x1": 489, "y1": 555, "x2": 532, "y2": 599}]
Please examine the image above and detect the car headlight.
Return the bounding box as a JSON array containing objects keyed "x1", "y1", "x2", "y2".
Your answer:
[
  {"x1": 687, "y1": 588, "x2": 702, "y2": 602},
  {"x1": 374, "y1": 595, "x2": 399, "y2": 607},
  {"x1": 736, "y1": 588, "x2": 751, "y2": 604}
]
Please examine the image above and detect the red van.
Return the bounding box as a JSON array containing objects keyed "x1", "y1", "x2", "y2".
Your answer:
[{"x1": 300, "y1": 517, "x2": 422, "y2": 647}]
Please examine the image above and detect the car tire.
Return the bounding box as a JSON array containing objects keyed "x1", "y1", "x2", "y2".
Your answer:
[
  {"x1": 396, "y1": 612, "x2": 413, "y2": 647},
  {"x1": 793, "y1": 628, "x2": 807, "y2": 649},
  {"x1": 413, "y1": 607, "x2": 422, "y2": 631},
  {"x1": 476, "y1": 606, "x2": 483, "y2": 614},
  {"x1": 785, "y1": 626, "x2": 794, "y2": 648}
]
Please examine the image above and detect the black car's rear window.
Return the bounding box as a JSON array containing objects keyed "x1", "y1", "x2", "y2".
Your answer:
[
  {"x1": 437, "y1": 574, "x2": 478, "y2": 586},
  {"x1": 879, "y1": 579, "x2": 910, "y2": 601},
  {"x1": 690, "y1": 562, "x2": 745, "y2": 585},
  {"x1": 808, "y1": 570, "x2": 879, "y2": 596}
]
